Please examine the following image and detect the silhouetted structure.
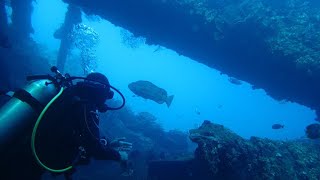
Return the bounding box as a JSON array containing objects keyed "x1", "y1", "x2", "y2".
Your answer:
[
  {"x1": 11, "y1": 0, "x2": 34, "y2": 41},
  {"x1": 62, "y1": 0, "x2": 320, "y2": 121},
  {"x1": 0, "y1": 0, "x2": 8, "y2": 35},
  {"x1": 55, "y1": 4, "x2": 81, "y2": 72},
  {"x1": 148, "y1": 160, "x2": 213, "y2": 180}
]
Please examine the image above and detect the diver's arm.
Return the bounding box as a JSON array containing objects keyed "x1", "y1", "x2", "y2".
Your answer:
[
  {"x1": 89, "y1": 137, "x2": 132, "y2": 161},
  {"x1": 87, "y1": 135, "x2": 131, "y2": 161},
  {"x1": 91, "y1": 141, "x2": 122, "y2": 161},
  {"x1": 83, "y1": 113, "x2": 122, "y2": 161}
]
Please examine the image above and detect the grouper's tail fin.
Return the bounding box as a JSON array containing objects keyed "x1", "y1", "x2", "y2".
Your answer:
[{"x1": 166, "y1": 95, "x2": 174, "y2": 107}]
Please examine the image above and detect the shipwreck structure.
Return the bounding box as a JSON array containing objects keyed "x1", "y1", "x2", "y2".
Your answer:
[
  {"x1": 1, "y1": 0, "x2": 320, "y2": 117},
  {"x1": 62, "y1": 0, "x2": 320, "y2": 119}
]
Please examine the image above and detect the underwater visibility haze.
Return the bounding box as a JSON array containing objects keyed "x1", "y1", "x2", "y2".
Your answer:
[{"x1": 0, "y1": 0, "x2": 320, "y2": 179}]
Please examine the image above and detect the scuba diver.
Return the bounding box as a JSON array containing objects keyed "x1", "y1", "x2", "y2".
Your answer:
[{"x1": 0, "y1": 66, "x2": 132, "y2": 180}]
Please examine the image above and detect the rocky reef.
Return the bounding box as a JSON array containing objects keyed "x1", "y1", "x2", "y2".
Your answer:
[
  {"x1": 101, "y1": 106, "x2": 191, "y2": 156},
  {"x1": 175, "y1": 0, "x2": 320, "y2": 73},
  {"x1": 190, "y1": 120, "x2": 320, "y2": 179},
  {"x1": 98, "y1": 105, "x2": 193, "y2": 179}
]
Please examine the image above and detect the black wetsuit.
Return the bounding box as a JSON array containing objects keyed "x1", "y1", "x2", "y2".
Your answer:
[{"x1": 0, "y1": 81, "x2": 121, "y2": 180}]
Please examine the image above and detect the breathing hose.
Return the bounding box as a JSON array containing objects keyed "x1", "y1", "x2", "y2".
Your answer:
[
  {"x1": 31, "y1": 87, "x2": 73, "y2": 173},
  {"x1": 68, "y1": 76, "x2": 126, "y2": 110}
]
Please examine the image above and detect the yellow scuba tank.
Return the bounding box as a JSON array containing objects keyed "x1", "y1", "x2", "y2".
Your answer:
[{"x1": 0, "y1": 79, "x2": 58, "y2": 147}]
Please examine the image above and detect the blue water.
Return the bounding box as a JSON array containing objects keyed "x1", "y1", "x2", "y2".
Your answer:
[{"x1": 28, "y1": 0, "x2": 316, "y2": 140}]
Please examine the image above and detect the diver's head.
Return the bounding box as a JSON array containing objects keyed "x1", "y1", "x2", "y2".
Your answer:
[
  {"x1": 86, "y1": 72, "x2": 109, "y2": 86},
  {"x1": 81, "y1": 72, "x2": 114, "y2": 106}
]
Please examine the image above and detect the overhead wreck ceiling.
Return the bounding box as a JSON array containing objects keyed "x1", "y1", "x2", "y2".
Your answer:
[{"x1": 63, "y1": 0, "x2": 320, "y2": 120}]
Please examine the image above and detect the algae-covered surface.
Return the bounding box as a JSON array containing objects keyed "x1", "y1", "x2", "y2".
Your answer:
[
  {"x1": 174, "y1": 0, "x2": 320, "y2": 73},
  {"x1": 190, "y1": 120, "x2": 320, "y2": 179}
]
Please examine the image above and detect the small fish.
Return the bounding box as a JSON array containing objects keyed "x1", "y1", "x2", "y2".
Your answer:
[
  {"x1": 228, "y1": 77, "x2": 242, "y2": 85},
  {"x1": 153, "y1": 46, "x2": 162, "y2": 53},
  {"x1": 128, "y1": 80, "x2": 174, "y2": 107},
  {"x1": 272, "y1": 124, "x2": 284, "y2": 130}
]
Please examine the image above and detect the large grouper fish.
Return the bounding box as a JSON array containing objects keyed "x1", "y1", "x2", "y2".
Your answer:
[{"x1": 128, "y1": 80, "x2": 174, "y2": 107}]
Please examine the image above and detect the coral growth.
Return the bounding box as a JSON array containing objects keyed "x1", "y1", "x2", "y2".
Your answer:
[
  {"x1": 174, "y1": 0, "x2": 320, "y2": 73},
  {"x1": 190, "y1": 120, "x2": 320, "y2": 179}
]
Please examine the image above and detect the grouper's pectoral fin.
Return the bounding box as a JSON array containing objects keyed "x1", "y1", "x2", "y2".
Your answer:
[{"x1": 166, "y1": 95, "x2": 174, "y2": 107}]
